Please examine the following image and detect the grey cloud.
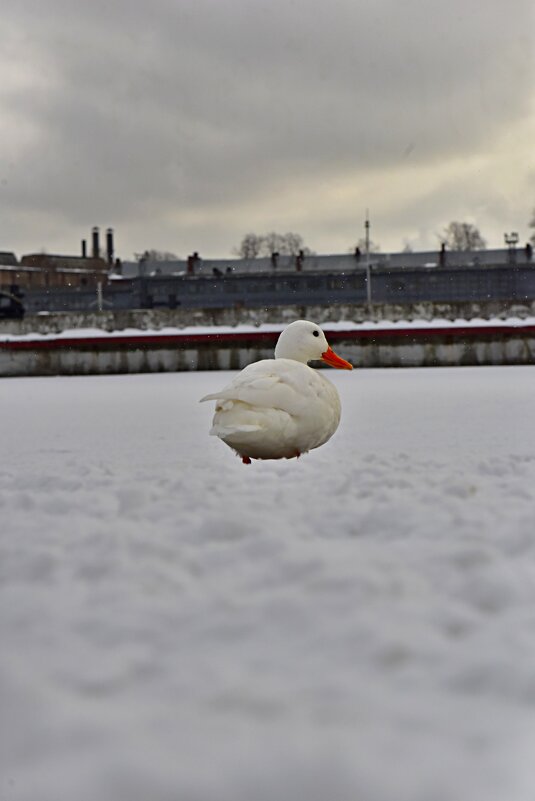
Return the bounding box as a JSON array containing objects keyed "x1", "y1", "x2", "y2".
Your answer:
[{"x1": 1, "y1": 0, "x2": 533, "y2": 255}]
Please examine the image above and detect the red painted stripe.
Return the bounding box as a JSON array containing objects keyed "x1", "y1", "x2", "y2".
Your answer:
[
  {"x1": 1, "y1": 325, "x2": 535, "y2": 350},
  {"x1": 0, "y1": 331, "x2": 278, "y2": 350}
]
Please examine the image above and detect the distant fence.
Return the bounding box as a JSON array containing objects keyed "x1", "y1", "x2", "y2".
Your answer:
[{"x1": 20, "y1": 263, "x2": 535, "y2": 314}]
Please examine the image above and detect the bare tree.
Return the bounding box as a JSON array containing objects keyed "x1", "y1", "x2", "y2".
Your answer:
[
  {"x1": 442, "y1": 222, "x2": 486, "y2": 251},
  {"x1": 232, "y1": 233, "x2": 264, "y2": 259},
  {"x1": 260, "y1": 232, "x2": 283, "y2": 256},
  {"x1": 134, "y1": 249, "x2": 180, "y2": 262},
  {"x1": 233, "y1": 232, "x2": 313, "y2": 258},
  {"x1": 275, "y1": 232, "x2": 312, "y2": 256},
  {"x1": 260, "y1": 232, "x2": 313, "y2": 256},
  {"x1": 529, "y1": 208, "x2": 535, "y2": 246}
]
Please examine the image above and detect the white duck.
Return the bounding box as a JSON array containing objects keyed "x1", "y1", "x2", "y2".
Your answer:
[{"x1": 200, "y1": 320, "x2": 353, "y2": 464}]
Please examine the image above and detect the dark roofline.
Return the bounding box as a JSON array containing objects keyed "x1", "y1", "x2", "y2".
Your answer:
[{"x1": 21, "y1": 253, "x2": 106, "y2": 262}]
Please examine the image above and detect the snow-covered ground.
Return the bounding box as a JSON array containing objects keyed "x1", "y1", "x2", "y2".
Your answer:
[{"x1": 1, "y1": 366, "x2": 535, "y2": 801}]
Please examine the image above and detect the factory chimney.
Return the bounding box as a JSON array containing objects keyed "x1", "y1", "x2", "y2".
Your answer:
[
  {"x1": 106, "y1": 228, "x2": 114, "y2": 266},
  {"x1": 81, "y1": 239, "x2": 87, "y2": 258},
  {"x1": 92, "y1": 226, "x2": 100, "y2": 259}
]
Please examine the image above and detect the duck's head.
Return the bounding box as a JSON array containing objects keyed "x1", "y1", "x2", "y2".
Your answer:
[{"x1": 274, "y1": 320, "x2": 353, "y2": 369}]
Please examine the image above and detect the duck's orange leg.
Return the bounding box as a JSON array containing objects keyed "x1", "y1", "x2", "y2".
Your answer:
[{"x1": 242, "y1": 455, "x2": 252, "y2": 465}]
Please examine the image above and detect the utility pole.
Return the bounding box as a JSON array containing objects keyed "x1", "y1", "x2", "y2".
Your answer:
[{"x1": 365, "y1": 209, "x2": 372, "y2": 304}]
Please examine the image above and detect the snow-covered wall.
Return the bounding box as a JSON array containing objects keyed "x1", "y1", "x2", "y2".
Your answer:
[
  {"x1": 2, "y1": 298, "x2": 535, "y2": 336},
  {"x1": 1, "y1": 322, "x2": 535, "y2": 376}
]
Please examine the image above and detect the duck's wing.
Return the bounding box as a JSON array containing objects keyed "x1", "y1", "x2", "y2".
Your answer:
[
  {"x1": 199, "y1": 370, "x2": 279, "y2": 403},
  {"x1": 199, "y1": 359, "x2": 314, "y2": 415}
]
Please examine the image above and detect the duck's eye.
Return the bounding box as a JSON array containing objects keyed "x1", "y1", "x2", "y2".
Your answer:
[{"x1": 313, "y1": 330, "x2": 320, "y2": 337}]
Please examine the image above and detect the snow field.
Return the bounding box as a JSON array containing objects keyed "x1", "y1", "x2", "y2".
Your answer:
[{"x1": 1, "y1": 366, "x2": 535, "y2": 801}]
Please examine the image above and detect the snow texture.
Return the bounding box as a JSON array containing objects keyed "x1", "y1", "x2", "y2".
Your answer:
[
  {"x1": 1, "y1": 316, "x2": 535, "y2": 342},
  {"x1": 1, "y1": 366, "x2": 535, "y2": 801}
]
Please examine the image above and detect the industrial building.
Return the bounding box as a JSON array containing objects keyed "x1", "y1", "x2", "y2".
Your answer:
[{"x1": 0, "y1": 227, "x2": 118, "y2": 292}]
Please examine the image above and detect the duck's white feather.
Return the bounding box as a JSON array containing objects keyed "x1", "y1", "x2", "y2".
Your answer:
[{"x1": 200, "y1": 358, "x2": 341, "y2": 460}]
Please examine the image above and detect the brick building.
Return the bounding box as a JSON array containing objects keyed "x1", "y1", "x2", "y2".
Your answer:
[
  {"x1": 0, "y1": 228, "x2": 118, "y2": 291},
  {"x1": 15, "y1": 253, "x2": 110, "y2": 289}
]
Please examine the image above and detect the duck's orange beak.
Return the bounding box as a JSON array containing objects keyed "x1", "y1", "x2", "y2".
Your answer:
[{"x1": 321, "y1": 346, "x2": 353, "y2": 370}]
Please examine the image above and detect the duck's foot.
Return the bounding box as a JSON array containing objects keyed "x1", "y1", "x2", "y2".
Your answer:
[
  {"x1": 241, "y1": 455, "x2": 252, "y2": 465},
  {"x1": 285, "y1": 450, "x2": 301, "y2": 460}
]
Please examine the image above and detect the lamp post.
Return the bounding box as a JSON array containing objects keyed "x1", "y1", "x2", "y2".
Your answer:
[
  {"x1": 96, "y1": 281, "x2": 103, "y2": 312},
  {"x1": 504, "y1": 232, "x2": 519, "y2": 264},
  {"x1": 365, "y1": 210, "x2": 372, "y2": 304}
]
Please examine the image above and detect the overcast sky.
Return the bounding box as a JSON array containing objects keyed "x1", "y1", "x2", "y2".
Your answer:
[{"x1": 1, "y1": 0, "x2": 534, "y2": 260}]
